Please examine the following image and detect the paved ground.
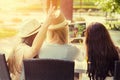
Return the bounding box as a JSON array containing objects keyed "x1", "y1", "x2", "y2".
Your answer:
[{"x1": 109, "y1": 30, "x2": 120, "y2": 46}]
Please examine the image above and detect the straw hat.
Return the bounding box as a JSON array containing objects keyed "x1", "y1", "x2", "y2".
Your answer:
[
  {"x1": 18, "y1": 18, "x2": 40, "y2": 38},
  {"x1": 48, "y1": 10, "x2": 68, "y2": 30}
]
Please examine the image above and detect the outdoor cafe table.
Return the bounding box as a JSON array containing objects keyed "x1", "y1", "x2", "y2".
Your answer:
[{"x1": 74, "y1": 60, "x2": 87, "y2": 80}]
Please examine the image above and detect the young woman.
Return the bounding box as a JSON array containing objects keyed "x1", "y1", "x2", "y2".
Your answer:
[
  {"x1": 38, "y1": 10, "x2": 80, "y2": 61},
  {"x1": 85, "y1": 22, "x2": 120, "y2": 80},
  {"x1": 7, "y1": 6, "x2": 56, "y2": 80}
]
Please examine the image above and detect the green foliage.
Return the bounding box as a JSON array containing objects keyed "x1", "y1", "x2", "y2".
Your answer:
[
  {"x1": 96, "y1": 0, "x2": 120, "y2": 14},
  {"x1": 115, "y1": 0, "x2": 120, "y2": 5},
  {"x1": 73, "y1": 0, "x2": 97, "y2": 9},
  {"x1": 77, "y1": 24, "x2": 86, "y2": 35},
  {"x1": 105, "y1": 21, "x2": 120, "y2": 31}
]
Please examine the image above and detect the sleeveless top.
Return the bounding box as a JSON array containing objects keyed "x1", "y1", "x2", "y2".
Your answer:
[{"x1": 39, "y1": 42, "x2": 80, "y2": 61}]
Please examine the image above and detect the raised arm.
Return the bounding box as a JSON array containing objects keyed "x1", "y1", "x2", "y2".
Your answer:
[{"x1": 24, "y1": 6, "x2": 55, "y2": 58}]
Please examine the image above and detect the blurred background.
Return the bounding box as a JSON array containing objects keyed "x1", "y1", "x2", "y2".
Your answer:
[{"x1": 0, "y1": 0, "x2": 120, "y2": 46}]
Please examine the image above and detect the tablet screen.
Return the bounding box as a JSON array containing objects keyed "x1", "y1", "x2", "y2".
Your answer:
[{"x1": 69, "y1": 22, "x2": 86, "y2": 38}]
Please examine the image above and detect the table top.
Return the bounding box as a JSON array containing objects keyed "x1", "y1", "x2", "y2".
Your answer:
[{"x1": 74, "y1": 60, "x2": 87, "y2": 73}]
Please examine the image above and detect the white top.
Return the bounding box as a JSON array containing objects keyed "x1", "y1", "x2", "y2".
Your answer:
[{"x1": 39, "y1": 42, "x2": 80, "y2": 61}]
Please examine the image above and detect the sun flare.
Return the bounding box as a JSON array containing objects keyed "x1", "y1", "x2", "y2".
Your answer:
[{"x1": 0, "y1": 0, "x2": 19, "y2": 10}]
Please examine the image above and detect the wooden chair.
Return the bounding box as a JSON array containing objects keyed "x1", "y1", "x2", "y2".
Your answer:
[
  {"x1": 23, "y1": 59, "x2": 74, "y2": 80},
  {"x1": 114, "y1": 60, "x2": 120, "y2": 80},
  {"x1": 0, "y1": 54, "x2": 11, "y2": 80}
]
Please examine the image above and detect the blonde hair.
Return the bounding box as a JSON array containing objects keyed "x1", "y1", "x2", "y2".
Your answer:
[
  {"x1": 7, "y1": 46, "x2": 21, "y2": 80},
  {"x1": 47, "y1": 26, "x2": 68, "y2": 44}
]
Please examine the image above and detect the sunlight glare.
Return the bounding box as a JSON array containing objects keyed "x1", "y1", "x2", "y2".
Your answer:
[{"x1": 0, "y1": 0, "x2": 19, "y2": 10}]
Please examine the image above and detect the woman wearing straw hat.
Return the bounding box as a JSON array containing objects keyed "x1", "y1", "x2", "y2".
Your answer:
[
  {"x1": 7, "y1": 6, "x2": 56, "y2": 80},
  {"x1": 38, "y1": 10, "x2": 80, "y2": 61}
]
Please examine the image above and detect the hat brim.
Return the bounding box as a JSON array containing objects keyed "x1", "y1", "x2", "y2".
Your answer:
[
  {"x1": 18, "y1": 26, "x2": 40, "y2": 38},
  {"x1": 48, "y1": 20, "x2": 68, "y2": 30}
]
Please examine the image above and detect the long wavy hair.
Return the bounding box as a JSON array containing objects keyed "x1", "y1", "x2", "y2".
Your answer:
[
  {"x1": 85, "y1": 22, "x2": 119, "y2": 80},
  {"x1": 7, "y1": 33, "x2": 37, "y2": 76}
]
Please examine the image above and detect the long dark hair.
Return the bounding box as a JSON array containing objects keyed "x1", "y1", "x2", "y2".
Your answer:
[{"x1": 85, "y1": 22, "x2": 119, "y2": 80}]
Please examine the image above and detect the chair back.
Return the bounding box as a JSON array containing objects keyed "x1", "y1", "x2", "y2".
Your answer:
[
  {"x1": 114, "y1": 60, "x2": 120, "y2": 80},
  {"x1": 23, "y1": 59, "x2": 74, "y2": 80},
  {"x1": 0, "y1": 54, "x2": 11, "y2": 80}
]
